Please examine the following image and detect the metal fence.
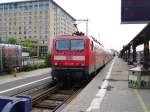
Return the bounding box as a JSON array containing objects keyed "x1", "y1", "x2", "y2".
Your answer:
[{"x1": 21, "y1": 57, "x2": 44, "y2": 67}]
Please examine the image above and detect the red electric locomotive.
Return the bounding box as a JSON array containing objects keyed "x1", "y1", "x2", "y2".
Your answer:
[{"x1": 51, "y1": 35, "x2": 112, "y2": 81}]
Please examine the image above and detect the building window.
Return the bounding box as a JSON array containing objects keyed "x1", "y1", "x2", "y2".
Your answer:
[
  {"x1": 14, "y1": 22, "x2": 16, "y2": 25},
  {"x1": 29, "y1": 12, "x2": 32, "y2": 15},
  {"x1": 34, "y1": 4, "x2": 38, "y2": 8},
  {"x1": 4, "y1": 5, "x2": 8, "y2": 10},
  {"x1": 39, "y1": 46, "x2": 48, "y2": 54},
  {"x1": 19, "y1": 5, "x2": 23, "y2": 10},
  {"x1": 29, "y1": 5, "x2": 33, "y2": 9},
  {"x1": 40, "y1": 11, "x2": 42, "y2": 14},
  {"x1": 0, "y1": 7, "x2": 3, "y2": 11},
  {"x1": 39, "y1": 3, "x2": 44, "y2": 8},
  {"x1": 45, "y1": 35, "x2": 48, "y2": 39},
  {"x1": 45, "y1": 3, "x2": 49, "y2": 8}
]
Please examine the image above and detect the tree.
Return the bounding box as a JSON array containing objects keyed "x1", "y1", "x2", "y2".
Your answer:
[
  {"x1": 20, "y1": 39, "x2": 36, "y2": 56},
  {"x1": 44, "y1": 53, "x2": 51, "y2": 67},
  {"x1": 7, "y1": 38, "x2": 17, "y2": 44},
  {"x1": 0, "y1": 40, "x2": 2, "y2": 43},
  {"x1": 20, "y1": 39, "x2": 32, "y2": 48}
]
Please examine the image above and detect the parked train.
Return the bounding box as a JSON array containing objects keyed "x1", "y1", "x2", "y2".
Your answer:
[
  {"x1": 51, "y1": 35, "x2": 113, "y2": 81},
  {"x1": 0, "y1": 44, "x2": 22, "y2": 73}
]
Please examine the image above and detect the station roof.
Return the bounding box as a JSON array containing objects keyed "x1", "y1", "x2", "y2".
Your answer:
[
  {"x1": 121, "y1": 23, "x2": 150, "y2": 52},
  {"x1": 131, "y1": 24, "x2": 150, "y2": 46}
]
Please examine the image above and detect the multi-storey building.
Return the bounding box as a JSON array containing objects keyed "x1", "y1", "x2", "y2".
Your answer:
[{"x1": 0, "y1": 0, "x2": 77, "y2": 56}]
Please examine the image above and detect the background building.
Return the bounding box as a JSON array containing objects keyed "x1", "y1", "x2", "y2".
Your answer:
[{"x1": 0, "y1": 0, "x2": 77, "y2": 56}]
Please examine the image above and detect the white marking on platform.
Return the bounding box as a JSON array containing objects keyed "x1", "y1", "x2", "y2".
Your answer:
[
  {"x1": 101, "y1": 80, "x2": 109, "y2": 89},
  {"x1": 86, "y1": 58, "x2": 116, "y2": 112},
  {"x1": 0, "y1": 76, "x2": 51, "y2": 94},
  {"x1": 96, "y1": 89, "x2": 106, "y2": 97}
]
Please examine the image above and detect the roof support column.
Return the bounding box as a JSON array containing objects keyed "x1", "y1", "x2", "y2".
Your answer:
[
  {"x1": 128, "y1": 46, "x2": 131, "y2": 64},
  {"x1": 143, "y1": 37, "x2": 149, "y2": 69},
  {"x1": 133, "y1": 45, "x2": 137, "y2": 63},
  {"x1": 125, "y1": 50, "x2": 128, "y2": 62}
]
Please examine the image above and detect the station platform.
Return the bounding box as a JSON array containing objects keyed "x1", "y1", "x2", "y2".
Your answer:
[
  {"x1": 0, "y1": 68, "x2": 52, "y2": 96},
  {"x1": 0, "y1": 68, "x2": 51, "y2": 85},
  {"x1": 63, "y1": 57, "x2": 150, "y2": 112}
]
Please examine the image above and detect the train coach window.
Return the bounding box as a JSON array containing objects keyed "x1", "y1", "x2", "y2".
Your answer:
[
  {"x1": 56, "y1": 40, "x2": 70, "y2": 50},
  {"x1": 71, "y1": 39, "x2": 85, "y2": 50}
]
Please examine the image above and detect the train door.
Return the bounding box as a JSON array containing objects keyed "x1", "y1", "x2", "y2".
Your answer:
[
  {"x1": 89, "y1": 41, "x2": 95, "y2": 74},
  {"x1": 92, "y1": 41, "x2": 97, "y2": 74}
]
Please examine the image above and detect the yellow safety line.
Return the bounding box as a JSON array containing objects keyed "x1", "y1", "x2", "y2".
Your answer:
[{"x1": 134, "y1": 89, "x2": 149, "y2": 112}]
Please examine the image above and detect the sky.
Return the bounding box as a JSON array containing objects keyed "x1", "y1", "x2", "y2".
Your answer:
[{"x1": 0, "y1": 0, "x2": 146, "y2": 51}]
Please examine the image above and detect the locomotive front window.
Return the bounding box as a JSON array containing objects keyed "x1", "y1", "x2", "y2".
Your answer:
[
  {"x1": 71, "y1": 39, "x2": 85, "y2": 50},
  {"x1": 56, "y1": 40, "x2": 70, "y2": 50}
]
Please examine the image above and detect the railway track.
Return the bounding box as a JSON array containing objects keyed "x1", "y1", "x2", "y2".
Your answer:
[
  {"x1": 32, "y1": 83, "x2": 83, "y2": 112},
  {"x1": 8, "y1": 71, "x2": 98, "y2": 112},
  {"x1": 29, "y1": 72, "x2": 97, "y2": 111},
  {"x1": 11, "y1": 82, "x2": 54, "y2": 97},
  {"x1": 8, "y1": 77, "x2": 85, "y2": 112},
  {"x1": 8, "y1": 70, "x2": 99, "y2": 112}
]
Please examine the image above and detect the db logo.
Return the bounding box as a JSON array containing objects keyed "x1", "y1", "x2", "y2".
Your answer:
[{"x1": 66, "y1": 56, "x2": 72, "y2": 60}]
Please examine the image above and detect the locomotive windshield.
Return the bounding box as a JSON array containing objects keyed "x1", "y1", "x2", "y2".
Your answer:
[
  {"x1": 56, "y1": 39, "x2": 85, "y2": 51},
  {"x1": 56, "y1": 40, "x2": 70, "y2": 50},
  {"x1": 71, "y1": 39, "x2": 85, "y2": 50}
]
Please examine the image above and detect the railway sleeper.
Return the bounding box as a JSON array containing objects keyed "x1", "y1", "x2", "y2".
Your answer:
[
  {"x1": 48, "y1": 94, "x2": 70, "y2": 101},
  {"x1": 35, "y1": 100, "x2": 63, "y2": 109}
]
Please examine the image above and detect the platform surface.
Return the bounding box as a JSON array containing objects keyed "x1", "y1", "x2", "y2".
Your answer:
[
  {"x1": 0, "y1": 68, "x2": 51, "y2": 84},
  {"x1": 63, "y1": 57, "x2": 150, "y2": 112},
  {"x1": 0, "y1": 68, "x2": 51, "y2": 96}
]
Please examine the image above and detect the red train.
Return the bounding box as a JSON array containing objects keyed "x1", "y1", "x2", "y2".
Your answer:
[{"x1": 51, "y1": 35, "x2": 112, "y2": 81}]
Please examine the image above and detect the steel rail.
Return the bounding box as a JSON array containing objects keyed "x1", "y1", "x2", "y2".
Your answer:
[{"x1": 32, "y1": 85, "x2": 58, "y2": 105}]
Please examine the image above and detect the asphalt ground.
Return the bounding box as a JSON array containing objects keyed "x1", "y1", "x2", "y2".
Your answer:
[
  {"x1": 63, "y1": 57, "x2": 150, "y2": 112},
  {"x1": 0, "y1": 68, "x2": 52, "y2": 96}
]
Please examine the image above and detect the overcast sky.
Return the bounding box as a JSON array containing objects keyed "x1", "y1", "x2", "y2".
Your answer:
[{"x1": 0, "y1": 0, "x2": 146, "y2": 51}]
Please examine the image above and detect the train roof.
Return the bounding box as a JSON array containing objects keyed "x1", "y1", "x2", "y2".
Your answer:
[
  {"x1": 54, "y1": 35, "x2": 89, "y2": 40},
  {"x1": 54, "y1": 35, "x2": 104, "y2": 47}
]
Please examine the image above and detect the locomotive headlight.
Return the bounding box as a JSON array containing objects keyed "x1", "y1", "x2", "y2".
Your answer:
[
  {"x1": 54, "y1": 62, "x2": 58, "y2": 66},
  {"x1": 81, "y1": 62, "x2": 85, "y2": 66},
  {"x1": 81, "y1": 63, "x2": 85, "y2": 66}
]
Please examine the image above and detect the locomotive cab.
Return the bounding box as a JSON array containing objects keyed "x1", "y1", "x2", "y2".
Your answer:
[{"x1": 51, "y1": 36, "x2": 89, "y2": 81}]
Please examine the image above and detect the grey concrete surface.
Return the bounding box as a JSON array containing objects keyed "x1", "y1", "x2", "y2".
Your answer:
[
  {"x1": 99, "y1": 58, "x2": 143, "y2": 112},
  {"x1": 63, "y1": 59, "x2": 114, "y2": 112},
  {"x1": 63, "y1": 57, "x2": 150, "y2": 112}
]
